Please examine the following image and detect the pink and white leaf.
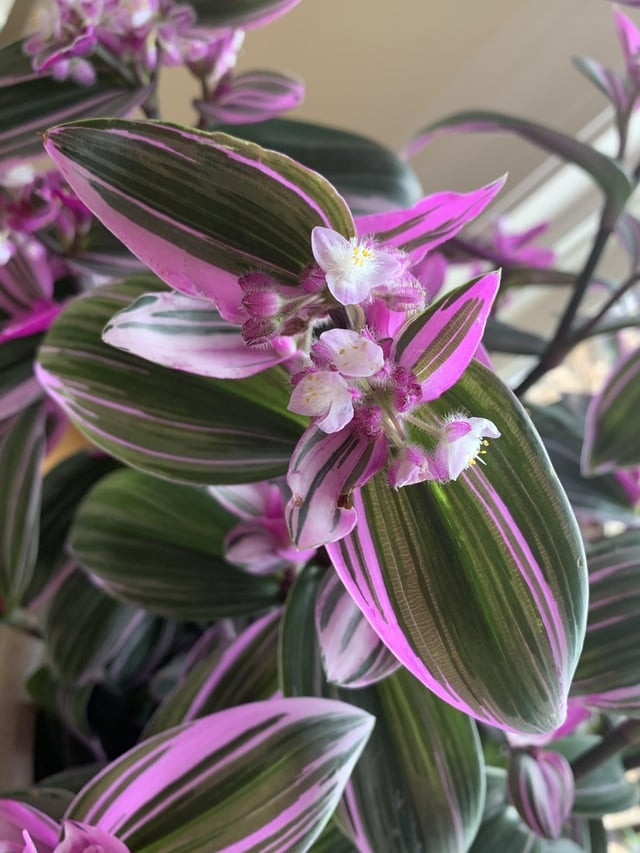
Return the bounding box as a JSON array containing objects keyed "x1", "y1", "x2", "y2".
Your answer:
[
  {"x1": 507, "y1": 749, "x2": 575, "y2": 839},
  {"x1": 315, "y1": 570, "x2": 400, "y2": 688},
  {"x1": 286, "y1": 425, "x2": 388, "y2": 549},
  {"x1": 103, "y1": 291, "x2": 295, "y2": 378},
  {"x1": 65, "y1": 698, "x2": 374, "y2": 853}
]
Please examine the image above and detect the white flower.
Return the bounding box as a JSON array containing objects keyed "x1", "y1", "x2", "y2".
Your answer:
[
  {"x1": 433, "y1": 414, "x2": 501, "y2": 480},
  {"x1": 288, "y1": 370, "x2": 356, "y2": 433},
  {"x1": 311, "y1": 226, "x2": 401, "y2": 305}
]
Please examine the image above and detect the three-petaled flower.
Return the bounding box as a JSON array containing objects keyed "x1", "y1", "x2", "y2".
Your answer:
[{"x1": 311, "y1": 227, "x2": 402, "y2": 306}]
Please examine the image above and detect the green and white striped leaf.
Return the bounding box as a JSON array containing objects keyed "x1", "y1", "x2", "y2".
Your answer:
[
  {"x1": 334, "y1": 668, "x2": 486, "y2": 853},
  {"x1": 0, "y1": 401, "x2": 46, "y2": 610},
  {"x1": 582, "y1": 347, "x2": 640, "y2": 474},
  {"x1": 145, "y1": 609, "x2": 280, "y2": 736},
  {"x1": 69, "y1": 468, "x2": 282, "y2": 619},
  {"x1": 37, "y1": 278, "x2": 303, "y2": 484},
  {"x1": 45, "y1": 569, "x2": 147, "y2": 686},
  {"x1": 328, "y1": 360, "x2": 587, "y2": 734},
  {"x1": 221, "y1": 118, "x2": 423, "y2": 213},
  {"x1": 552, "y1": 735, "x2": 638, "y2": 817},
  {"x1": 571, "y1": 531, "x2": 640, "y2": 713},
  {"x1": 65, "y1": 698, "x2": 374, "y2": 853}
]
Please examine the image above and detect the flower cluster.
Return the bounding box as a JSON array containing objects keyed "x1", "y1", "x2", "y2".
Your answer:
[
  {"x1": 0, "y1": 162, "x2": 91, "y2": 345},
  {"x1": 24, "y1": 0, "x2": 304, "y2": 124}
]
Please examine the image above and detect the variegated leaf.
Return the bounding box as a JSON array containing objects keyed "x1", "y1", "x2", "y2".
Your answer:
[
  {"x1": 190, "y1": 0, "x2": 301, "y2": 29},
  {"x1": 315, "y1": 570, "x2": 400, "y2": 688},
  {"x1": 66, "y1": 698, "x2": 374, "y2": 853},
  {"x1": 279, "y1": 564, "x2": 486, "y2": 852},
  {"x1": 0, "y1": 401, "x2": 46, "y2": 610},
  {"x1": 334, "y1": 668, "x2": 486, "y2": 853},
  {"x1": 327, "y1": 360, "x2": 587, "y2": 734},
  {"x1": 392, "y1": 271, "x2": 500, "y2": 399},
  {"x1": 45, "y1": 569, "x2": 149, "y2": 686},
  {"x1": 145, "y1": 610, "x2": 280, "y2": 736},
  {"x1": 530, "y1": 401, "x2": 640, "y2": 528},
  {"x1": 26, "y1": 665, "x2": 103, "y2": 759},
  {"x1": 279, "y1": 562, "x2": 327, "y2": 699},
  {"x1": 43, "y1": 119, "x2": 354, "y2": 322},
  {"x1": 286, "y1": 426, "x2": 388, "y2": 550},
  {"x1": 507, "y1": 749, "x2": 574, "y2": 839},
  {"x1": 103, "y1": 291, "x2": 295, "y2": 378},
  {"x1": 69, "y1": 468, "x2": 282, "y2": 619},
  {"x1": 573, "y1": 57, "x2": 629, "y2": 114},
  {"x1": 223, "y1": 118, "x2": 422, "y2": 213},
  {"x1": 571, "y1": 531, "x2": 640, "y2": 713},
  {"x1": 582, "y1": 347, "x2": 640, "y2": 474},
  {"x1": 469, "y1": 806, "x2": 582, "y2": 852},
  {"x1": 37, "y1": 278, "x2": 303, "y2": 484},
  {"x1": 356, "y1": 179, "x2": 505, "y2": 256},
  {"x1": 0, "y1": 41, "x2": 148, "y2": 161},
  {"x1": 0, "y1": 333, "x2": 44, "y2": 421},
  {"x1": 27, "y1": 451, "x2": 119, "y2": 604}
]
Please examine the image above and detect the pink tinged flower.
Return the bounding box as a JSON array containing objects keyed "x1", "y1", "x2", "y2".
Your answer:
[
  {"x1": 288, "y1": 370, "x2": 355, "y2": 433},
  {"x1": 432, "y1": 414, "x2": 501, "y2": 481},
  {"x1": 312, "y1": 328, "x2": 384, "y2": 377},
  {"x1": 388, "y1": 445, "x2": 437, "y2": 488},
  {"x1": 491, "y1": 218, "x2": 555, "y2": 268},
  {"x1": 0, "y1": 800, "x2": 57, "y2": 853},
  {"x1": 210, "y1": 479, "x2": 316, "y2": 574},
  {"x1": 310, "y1": 227, "x2": 401, "y2": 305}
]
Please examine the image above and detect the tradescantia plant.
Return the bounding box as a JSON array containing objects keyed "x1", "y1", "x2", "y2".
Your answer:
[{"x1": 1, "y1": 0, "x2": 640, "y2": 851}]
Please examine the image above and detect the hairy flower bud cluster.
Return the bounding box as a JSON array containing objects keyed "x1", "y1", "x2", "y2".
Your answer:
[{"x1": 286, "y1": 324, "x2": 500, "y2": 487}]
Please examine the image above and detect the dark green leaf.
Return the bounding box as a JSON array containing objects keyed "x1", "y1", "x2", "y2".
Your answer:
[
  {"x1": 69, "y1": 468, "x2": 282, "y2": 619},
  {"x1": 224, "y1": 118, "x2": 423, "y2": 213},
  {"x1": 0, "y1": 402, "x2": 46, "y2": 609},
  {"x1": 38, "y1": 278, "x2": 303, "y2": 484}
]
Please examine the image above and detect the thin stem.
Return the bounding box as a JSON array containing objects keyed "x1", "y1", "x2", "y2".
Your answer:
[
  {"x1": 571, "y1": 719, "x2": 640, "y2": 780},
  {"x1": 570, "y1": 271, "x2": 640, "y2": 343},
  {"x1": 514, "y1": 220, "x2": 611, "y2": 397}
]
